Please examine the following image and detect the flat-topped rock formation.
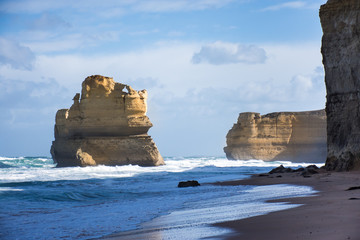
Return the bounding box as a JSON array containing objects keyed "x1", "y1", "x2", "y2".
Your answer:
[
  {"x1": 224, "y1": 110, "x2": 327, "y2": 163},
  {"x1": 51, "y1": 75, "x2": 164, "y2": 167},
  {"x1": 320, "y1": 0, "x2": 360, "y2": 171}
]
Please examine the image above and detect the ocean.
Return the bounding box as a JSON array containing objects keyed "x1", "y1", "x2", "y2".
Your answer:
[{"x1": 0, "y1": 157, "x2": 321, "y2": 240}]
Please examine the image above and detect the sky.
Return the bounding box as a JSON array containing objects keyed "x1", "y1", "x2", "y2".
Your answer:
[{"x1": 0, "y1": 0, "x2": 327, "y2": 157}]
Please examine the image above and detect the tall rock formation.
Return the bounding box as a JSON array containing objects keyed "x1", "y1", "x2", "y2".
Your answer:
[
  {"x1": 320, "y1": 0, "x2": 360, "y2": 171},
  {"x1": 224, "y1": 110, "x2": 327, "y2": 163},
  {"x1": 51, "y1": 75, "x2": 164, "y2": 167}
]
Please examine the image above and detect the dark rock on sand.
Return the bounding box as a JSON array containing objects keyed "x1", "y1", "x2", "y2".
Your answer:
[
  {"x1": 293, "y1": 167, "x2": 305, "y2": 172},
  {"x1": 269, "y1": 165, "x2": 293, "y2": 174},
  {"x1": 303, "y1": 165, "x2": 319, "y2": 175},
  {"x1": 346, "y1": 186, "x2": 360, "y2": 191},
  {"x1": 269, "y1": 165, "x2": 319, "y2": 177},
  {"x1": 259, "y1": 174, "x2": 270, "y2": 177},
  {"x1": 178, "y1": 180, "x2": 200, "y2": 188}
]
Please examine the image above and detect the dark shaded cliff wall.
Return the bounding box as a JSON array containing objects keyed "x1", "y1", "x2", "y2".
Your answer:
[{"x1": 320, "y1": 0, "x2": 360, "y2": 171}]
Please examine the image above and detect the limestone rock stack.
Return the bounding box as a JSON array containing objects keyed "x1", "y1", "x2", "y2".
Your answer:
[
  {"x1": 320, "y1": 0, "x2": 360, "y2": 171},
  {"x1": 51, "y1": 75, "x2": 164, "y2": 167},
  {"x1": 224, "y1": 110, "x2": 327, "y2": 163}
]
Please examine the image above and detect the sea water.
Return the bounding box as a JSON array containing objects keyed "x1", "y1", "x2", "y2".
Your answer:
[{"x1": 0, "y1": 157, "x2": 321, "y2": 240}]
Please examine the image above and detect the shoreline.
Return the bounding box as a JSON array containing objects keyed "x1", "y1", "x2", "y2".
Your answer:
[
  {"x1": 97, "y1": 169, "x2": 360, "y2": 240},
  {"x1": 213, "y1": 170, "x2": 360, "y2": 240}
]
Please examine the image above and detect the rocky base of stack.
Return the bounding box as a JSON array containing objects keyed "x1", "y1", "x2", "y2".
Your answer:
[{"x1": 51, "y1": 135, "x2": 163, "y2": 167}]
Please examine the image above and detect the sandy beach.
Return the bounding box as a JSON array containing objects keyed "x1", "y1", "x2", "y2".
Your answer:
[
  {"x1": 214, "y1": 170, "x2": 360, "y2": 240},
  {"x1": 99, "y1": 168, "x2": 360, "y2": 240}
]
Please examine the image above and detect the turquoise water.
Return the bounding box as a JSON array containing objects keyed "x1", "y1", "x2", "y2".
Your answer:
[{"x1": 0, "y1": 157, "x2": 320, "y2": 240}]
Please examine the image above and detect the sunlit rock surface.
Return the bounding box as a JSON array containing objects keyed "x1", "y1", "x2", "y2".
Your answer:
[
  {"x1": 320, "y1": 0, "x2": 360, "y2": 171},
  {"x1": 224, "y1": 110, "x2": 327, "y2": 163},
  {"x1": 51, "y1": 75, "x2": 164, "y2": 167}
]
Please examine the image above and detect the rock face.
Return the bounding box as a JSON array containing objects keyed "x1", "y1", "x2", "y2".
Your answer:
[
  {"x1": 224, "y1": 110, "x2": 327, "y2": 163},
  {"x1": 51, "y1": 75, "x2": 164, "y2": 167},
  {"x1": 320, "y1": 0, "x2": 360, "y2": 171}
]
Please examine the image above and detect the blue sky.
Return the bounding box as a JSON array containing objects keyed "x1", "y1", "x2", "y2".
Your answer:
[{"x1": 0, "y1": 0, "x2": 327, "y2": 157}]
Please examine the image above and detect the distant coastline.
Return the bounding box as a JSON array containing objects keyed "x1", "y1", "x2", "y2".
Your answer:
[{"x1": 224, "y1": 109, "x2": 326, "y2": 163}]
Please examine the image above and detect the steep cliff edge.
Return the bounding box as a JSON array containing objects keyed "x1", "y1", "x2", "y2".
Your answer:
[
  {"x1": 51, "y1": 75, "x2": 164, "y2": 167},
  {"x1": 320, "y1": 0, "x2": 360, "y2": 171},
  {"x1": 224, "y1": 110, "x2": 326, "y2": 163}
]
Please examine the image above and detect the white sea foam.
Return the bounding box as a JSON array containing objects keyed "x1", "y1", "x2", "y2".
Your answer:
[
  {"x1": 0, "y1": 157, "x2": 324, "y2": 183},
  {"x1": 166, "y1": 158, "x2": 324, "y2": 168},
  {"x1": 0, "y1": 187, "x2": 24, "y2": 192},
  {"x1": 0, "y1": 156, "x2": 24, "y2": 161}
]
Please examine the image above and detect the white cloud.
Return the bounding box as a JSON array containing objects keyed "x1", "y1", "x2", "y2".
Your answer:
[
  {"x1": 22, "y1": 31, "x2": 121, "y2": 53},
  {"x1": 167, "y1": 31, "x2": 185, "y2": 37},
  {"x1": 192, "y1": 41, "x2": 267, "y2": 65},
  {"x1": 0, "y1": 41, "x2": 323, "y2": 102},
  {"x1": 129, "y1": 29, "x2": 160, "y2": 36},
  {"x1": 24, "y1": 34, "x2": 86, "y2": 53},
  {"x1": 0, "y1": 0, "x2": 237, "y2": 14},
  {"x1": 259, "y1": 0, "x2": 327, "y2": 12},
  {"x1": 29, "y1": 13, "x2": 71, "y2": 30},
  {"x1": 0, "y1": 75, "x2": 71, "y2": 156},
  {"x1": 292, "y1": 75, "x2": 313, "y2": 90},
  {"x1": 132, "y1": 0, "x2": 236, "y2": 12},
  {"x1": 0, "y1": 38, "x2": 35, "y2": 70},
  {"x1": 0, "y1": 76, "x2": 70, "y2": 125},
  {"x1": 126, "y1": 77, "x2": 163, "y2": 90},
  {"x1": 290, "y1": 67, "x2": 325, "y2": 103},
  {"x1": 260, "y1": 1, "x2": 309, "y2": 11}
]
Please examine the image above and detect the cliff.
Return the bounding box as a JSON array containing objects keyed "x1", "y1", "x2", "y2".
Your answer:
[
  {"x1": 320, "y1": 0, "x2": 360, "y2": 171},
  {"x1": 224, "y1": 110, "x2": 327, "y2": 162},
  {"x1": 50, "y1": 75, "x2": 164, "y2": 167}
]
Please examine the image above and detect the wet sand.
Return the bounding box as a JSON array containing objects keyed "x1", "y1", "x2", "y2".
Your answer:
[
  {"x1": 99, "y1": 170, "x2": 360, "y2": 240},
  {"x1": 214, "y1": 170, "x2": 360, "y2": 240}
]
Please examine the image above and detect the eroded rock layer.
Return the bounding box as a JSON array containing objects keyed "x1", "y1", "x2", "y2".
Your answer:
[
  {"x1": 224, "y1": 110, "x2": 326, "y2": 163},
  {"x1": 51, "y1": 75, "x2": 164, "y2": 167},
  {"x1": 320, "y1": 0, "x2": 360, "y2": 171}
]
